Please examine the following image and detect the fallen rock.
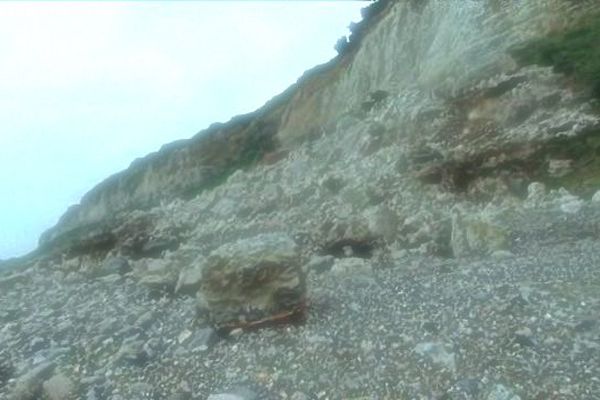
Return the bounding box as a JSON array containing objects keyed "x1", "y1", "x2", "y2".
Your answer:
[
  {"x1": 187, "y1": 328, "x2": 218, "y2": 352},
  {"x1": 547, "y1": 159, "x2": 572, "y2": 177},
  {"x1": 451, "y1": 208, "x2": 509, "y2": 257},
  {"x1": 167, "y1": 380, "x2": 192, "y2": 400},
  {"x1": 198, "y1": 233, "x2": 306, "y2": 330},
  {"x1": 9, "y1": 361, "x2": 56, "y2": 400},
  {"x1": 556, "y1": 190, "x2": 584, "y2": 214},
  {"x1": 302, "y1": 255, "x2": 334, "y2": 274},
  {"x1": 486, "y1": 384, "x2": 521, "y2": 400},
  {"x1": 99, "y1": 257, "x2": 131, "y2": 276},
  {"x1": 414, "y1": 341, "x2": 456, "y2": 372},
  {"x1": 112, "y1": 337, "x2": 148, "y2": 367},
  {"x1": 207, "y1": 387, "x2": 258, "y2": 400},
  {"x1": 320, "y1": 217, "x2": 379, "y2": 259},
  {"x1": 525, "y1": 182, "x2": 546, "y2": 205},
  {"x1": 42, "y1": 373, "x2": 73, "y2": 400},
  {"x1": 445, "y1": 378, "x2": 481, "y2": 399},
  {"x1": 329, "y1": 257, "x2": 373, "y2": 276},
  {"x1": 136, "y1": 258, "x2": 178, "y2": 294},
  {"x1": 175, "y1": 256, "x2": 206, "y2": 295},
  {"x1": 362, "y1": 204, "x2": 399, "y2": 243},
  {"x1": 139, "y1": 274, "x2": 177, "y2": 295}
]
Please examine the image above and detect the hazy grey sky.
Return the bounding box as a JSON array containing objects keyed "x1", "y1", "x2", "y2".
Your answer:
[{"x1": 0, "y1": 2, "x2": 365, "y2": 259}]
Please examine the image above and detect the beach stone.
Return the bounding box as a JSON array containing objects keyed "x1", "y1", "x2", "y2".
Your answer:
[
  {"x1": 198, "y1": 233, "x2": 306, "y2": 330},
  {"x1": 486, "y1": 384, "x2": 521, "y2": 400},
  {"x1": 42, "y1": 373, "x2": 73, "y2": 400},
  {"x1": 451, "y1": 208, "x2": 509, "y2": 257},
  {"x1": 100, "y1": 257, "x2": 131, "y2": 276},
  {"x1": 329, "y1": 257, "x2": 373, "y2": 276},
  {"x1": 9, "y1": 361, "x2": 56, "y2": 400},
  {"x1": 175, "y1": 256, "x2": 206, "y2": 295}
]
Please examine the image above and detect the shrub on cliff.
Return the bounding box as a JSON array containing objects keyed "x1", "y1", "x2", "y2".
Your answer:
[
  {"x1": 334, "y1": 0, "x2": 391, "y2": 56},
  {"x1": 510, "y1": 13, "x2": 600, "y2": 99}
]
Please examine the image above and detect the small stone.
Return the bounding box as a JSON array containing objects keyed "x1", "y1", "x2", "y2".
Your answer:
[
  {"x1": 559, "y1": 196, "x2": 584, "y2": 214},
  {"x1": 422, "y1": 321, "x2": 439, "y2": 334},
  {"x1": 113, "y1": 338, "x2": 147, "y2": 366},
  {"x1": 342, "y1": 245, "x2": 354, "y2": 257},
  {"x1": 188, "y1": 328, "x2": 218, "y2": 352},
  {"x1": 574, "y1": 319, "x2": 597, "y2": 333},
  {"x1": 486, "y1": 384, "x2": 521, "y2": 400},
  {"x1": 527, "y1": 182, "x2": 546, "y2": 201},
  {"x1": 444, "y1": 378, "x2": 481, "y2": 399},
  {"x1": 514, "y1": 327, "x2": 535, "y2": 347},
  {"x1": 451, "y1": 208, "x2": 509, "y2": 257},
  {"x1": 207, "y1": 387, "x2": 258, "y2": 400},
  {"x1": 96, "y1": 318, "x2": 119, "y2": 335},
  {"x1": 139, "y1": 274, "x2": 177, "y2": 295},
  {"x1": 169, "y1": 392, "x2": 192, "y2": 400},
  {"x1": 547, "y1": 159, "x2": 572, "y2": 177},
  {"x1": 42, "y1": 373, "x2": 73, "y2": 400},
  {"x1": 9, "y1": 361, "x2": 56, "y2": 400},
  {"x1": 175, "y1": 256, "x2": 206, "y2": 295},
  {"x1": 100, "y1": 257, "x2": 131, "y2": 276},
  {"x1": 290, "y1": 392, "x2": 309, "y2": 400},
  {"x1": 491, "y1": 250, "x2": 513, "y2": 259},
  {"x1": 177, "y1": 329, "x2": 193, "y2": 344},
  {"x1": 142, "y1": 338, "x2": 161, "y2": 359},
  {"x1": 329, "y1": 257, "x2": 373, "y2": 276},
  {"x1": 134, "y1": 311, "x2": 156, "y2": 330},
  {"x1": 303, "y1": 255, "x2": 334, "y2": 274},
  {"x1": 390, "y1": 248, "x2": 408, "y2": 260},
  {"x1": 414, "y1": 342, "x2": 456, "y2": 371},
  {"x1": 229, "y1": 328, "x2": 244, "y2": 338},
  {"x1": 30, "y1": 337, "x2": 47, "y2": 352},
  {"x1": 95, "y1": 274, "x2": 122, "y2": 284},
  {"x1": 167, "y1": 380, "x2": 192, "y2": 400}
]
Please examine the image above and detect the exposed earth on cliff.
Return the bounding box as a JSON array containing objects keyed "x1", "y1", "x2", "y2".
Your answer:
[{"x1": 2, "y1": 0, "x2": 600, "y2": 399}]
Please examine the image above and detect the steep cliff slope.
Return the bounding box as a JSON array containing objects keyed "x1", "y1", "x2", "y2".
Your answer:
[
  {"x1": 2, "y1": 1, "x2": 600, "y2": 399},
  {"x1": 38, "y1": 0, "x2": 600, "y2": 260}
]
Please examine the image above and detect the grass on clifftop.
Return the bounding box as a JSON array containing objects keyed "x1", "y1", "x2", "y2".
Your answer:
[{"x1": 511, "y1": 13, "x2": 600, "y2": 99}]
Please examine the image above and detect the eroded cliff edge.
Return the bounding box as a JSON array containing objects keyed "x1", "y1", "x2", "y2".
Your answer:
[
  {"x1": 3, "y1": 1, "x2": 600, "y2": 398},
  {"x1": 38, "y1": 0, "x2": 600, "y2": 261}
]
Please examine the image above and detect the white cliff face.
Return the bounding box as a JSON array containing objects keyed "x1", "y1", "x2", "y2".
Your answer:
[
  {"x1": 40, "y1": 0, "x2": 600, "y2": 258},
  {"x1": 277, "y1": 0, "x2": 598, "y2": 145}
]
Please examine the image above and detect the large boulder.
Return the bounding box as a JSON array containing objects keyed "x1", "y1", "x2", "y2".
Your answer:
[
  {"x1": 42, "y1": 373, "x2": 73, "y2": 400},
  {"x1": 198, "y1": 234, "x2": 306, "y2": 330},
  {"x1": 9, "y1": 362, "x2": 56, "y2": 400}
]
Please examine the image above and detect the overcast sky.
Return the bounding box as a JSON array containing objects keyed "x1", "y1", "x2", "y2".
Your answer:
[{"x1": 0, "y1": 1, "x2": 365, "y2": 259}]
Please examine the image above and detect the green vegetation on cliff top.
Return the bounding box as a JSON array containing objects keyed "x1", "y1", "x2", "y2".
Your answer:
[
  {"x1": 510, "y1": 14, "x2": 600, "y2": 197},
  {"x1": 511, "y1": 13, "x2": 600, "y2": 99}
]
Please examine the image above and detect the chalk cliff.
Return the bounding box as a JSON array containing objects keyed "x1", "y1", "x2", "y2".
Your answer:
[
  {"x1": 38, "y1": 0, "x2": 600, "y2": 260},
  {"x1": 3, "y1": 1, "x2": 600, "y2": 398}
]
